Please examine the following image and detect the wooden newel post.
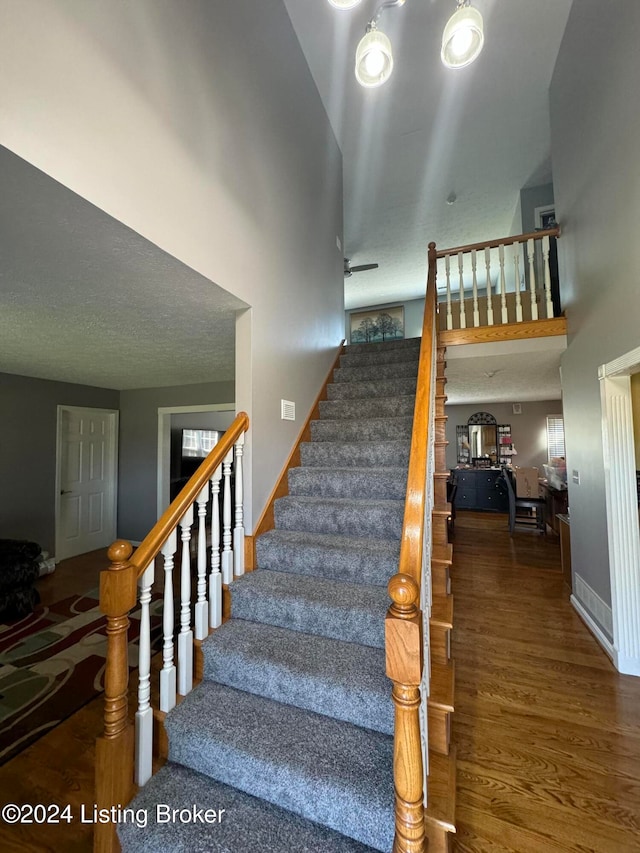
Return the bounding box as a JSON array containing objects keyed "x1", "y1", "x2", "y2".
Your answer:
[
  {"x1": 386, "y1": 573, "x2": 426, "y2": 853},
  {"x1": 94, "y1": 540, "x2": 138, "y2": 853}
]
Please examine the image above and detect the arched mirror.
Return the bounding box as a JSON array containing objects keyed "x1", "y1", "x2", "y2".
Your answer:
[{"x1": 468, "y1": 412, "x2": 498, "y2": 462}]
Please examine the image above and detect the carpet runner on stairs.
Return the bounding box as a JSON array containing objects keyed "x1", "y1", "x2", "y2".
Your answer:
[{"x1": 119, "y1": 337, "x2": 421, "y2": 853}]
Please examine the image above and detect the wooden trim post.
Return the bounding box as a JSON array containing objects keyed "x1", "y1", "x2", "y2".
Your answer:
[
  {"x1": 94, "y1": 541, "x2": 138, "y2": 853},
  {"x1": 386, "y1": 574, "x2": 426, "y2": 853}
]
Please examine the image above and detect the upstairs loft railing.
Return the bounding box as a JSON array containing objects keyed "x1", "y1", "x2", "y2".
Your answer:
[
  {"x1": 437, "y1": 226, "x2": 561, "y2": 330},
  {"x1": 94, "y1": 412, "x2": 249, "y2": 853},
  {"x1": 386, "y1": 244, "x2": 437, "y2": 852}
]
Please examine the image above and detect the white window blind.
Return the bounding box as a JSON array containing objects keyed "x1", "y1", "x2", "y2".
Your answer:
[{"x1": 546, "y1": 416, "x2": 565, "y2": 460}]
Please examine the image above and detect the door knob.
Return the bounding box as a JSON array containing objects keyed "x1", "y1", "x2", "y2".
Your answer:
[{"x1": 60, "y1": 489, "x2": 72, "y2": 495}]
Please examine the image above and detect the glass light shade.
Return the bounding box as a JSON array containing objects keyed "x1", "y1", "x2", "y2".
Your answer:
[
  {"x1": 328, "y1": 0, "x2": 362, "y2": 9},
  {"x1": 355, "y1": 29, "x2": 394, "y2": 88},
  {"x1": 441, "y1": 4, "x2": 484, "y2": 69}
]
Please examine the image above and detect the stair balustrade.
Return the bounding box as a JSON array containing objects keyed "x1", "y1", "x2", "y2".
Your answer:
[
  {"x1": 387, "y1": 244, "x2": 438, "y2": 852},
  {"x1": 94, "y1": 412, "x2": 249, "y2": 853},
  {"x1": 437, "y1": 226, "x2": 561, "y2": 330}
]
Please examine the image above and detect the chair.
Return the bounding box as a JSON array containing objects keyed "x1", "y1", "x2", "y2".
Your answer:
[
  {"x1": 446, "y1": 474, "x2": 458, "y2": 539},
  {"x1": 500, "y1": 468, "x2": 546, "y2": 535}
]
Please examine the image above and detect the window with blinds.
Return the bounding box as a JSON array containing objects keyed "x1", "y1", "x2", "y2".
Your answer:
[{"x1": 546, "y1": 415, "x2": 565, "y2": 460}]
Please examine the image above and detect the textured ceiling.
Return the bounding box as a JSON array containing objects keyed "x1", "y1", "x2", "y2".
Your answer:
[
  {"x1": 283, "y1": 0, "x2": 573, "y2": 309},
  {"x1": 0, "y1": 147, "x2": 246, "y2": 390},
  {"x1": 444, "y1": 337, "x2": 566, "y2": 405}
]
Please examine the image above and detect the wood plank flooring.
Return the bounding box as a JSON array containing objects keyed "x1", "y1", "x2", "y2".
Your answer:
[{"x1": 451, "y1": 511, "x2": 640, "y2": 852}]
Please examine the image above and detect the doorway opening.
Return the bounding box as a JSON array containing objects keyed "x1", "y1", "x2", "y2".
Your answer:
[
  {"x1": 599, "y1": 346, "x2": 640, "y2": 675},
  {"x1": 156, "y1": 404, "x2": 235, "y2": 519}
]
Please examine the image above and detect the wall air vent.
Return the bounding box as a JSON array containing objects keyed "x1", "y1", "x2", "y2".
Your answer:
[{"x1": 281, "y1": 400, "x2": 295, "y2": 421}]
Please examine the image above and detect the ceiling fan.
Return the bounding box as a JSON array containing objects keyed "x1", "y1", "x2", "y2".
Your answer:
[{"x1": 344, "y1": 258, "x2": 379, "y2": 277}]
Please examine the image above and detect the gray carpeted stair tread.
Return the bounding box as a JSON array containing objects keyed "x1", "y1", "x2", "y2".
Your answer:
[
  {"x1": 327, "y1": 376, "x2": 417, "y2": 400},
  {"x1": 201, "y1": 620, "x2": 393, "y2": 734},
  {"x1": 319, "y1": 395, "x2": 416, "y2": 421},
  {"x1": 118, "y1": 762, "x2": 379, "y2": 853},
  {"x1": 346, "y1": 337, "x2": 421, "y2": 354},
  {"x1": 311, "y1": 416, "x2": 414, "y2": 442},
  {"x1": 256, "y1": 529, "x2": 399, "y2": 585},
  {"x1": 301, "y1": 439, "x2": 410, "y2": 468},
  {"x1": 288, "y1": 466, "x2": 407, "y2": 500},
  {"x1": 339, "y1": 347, "x2": 421, "y2": 368},
  {"x1": 274, "y1": 495, "x2": 404, "y2": 539},
  {"x1": 333, "y1": 361, "x2": 419, "y2": 383},
  {"x1": 230, "y1": 569, "x2": 387, "y2": 647},
  {"x1": 165, "y1": 681, "x2": 395, "y2": 852}
]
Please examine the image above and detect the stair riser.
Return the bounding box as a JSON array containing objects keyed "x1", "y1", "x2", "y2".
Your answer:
[
  {"x1": 319, "y1": 396, "x2": 416, "y2": 421},
  {"x1": 231, "y1": 580, "x2": 386, "y2": 649},
  {"x1": 428, "y1": 707, "x2": 451, "y2": 756},
  {"x1": 429, "y1": 624, "x2": 451, "y2": 665},
  {"x1": 346, "y1": 338, "x2": 421, "y2": 354},
  {"x1": 255, "y1": 535, "x2": 398, "y2": 587},
  {"x1": 301, "y1": 441, "x2": 409, "y2": 469},
  {"x1": 327, "y1": 377, "x2": 417, "y2": 400},
  {"x1": 311, "y1": 417, "x2": 413, "y2": 443},
  {"x1": 340, "y1": 348, "x2": 422, "y2": 368},
  {"x1": 275, "y1": 498, "x2": 404, "y2": 539},
  {"x1": 201, "y1": 625, "x2": 393, "y2": 735},
  {"x1": 288, "y1": 468, "x2": 407, "y2": 500},
  {"x1": 431, "y1": 564, "x2": 450, "y2": 595},
  {"x1": 333, "y1": 362, "x2": 419, "y2": 384}
]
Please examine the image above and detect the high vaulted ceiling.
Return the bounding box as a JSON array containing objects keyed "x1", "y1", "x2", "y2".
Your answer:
[{"x1": 283, "y1": 0, "x2": 573, "y2": 310}]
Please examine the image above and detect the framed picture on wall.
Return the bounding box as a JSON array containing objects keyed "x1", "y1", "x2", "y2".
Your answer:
[{"x1": 349, "y1": 305, "x2": 404, "y2": 344}]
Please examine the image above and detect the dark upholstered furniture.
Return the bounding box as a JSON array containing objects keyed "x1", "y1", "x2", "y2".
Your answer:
[{"x1": 0, "y1": 539, "x2": 41, "y2": 622}]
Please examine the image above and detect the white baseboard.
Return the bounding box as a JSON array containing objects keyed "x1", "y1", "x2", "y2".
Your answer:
[{"x1": 571, "y1": 594, "x2": 615, "y2": 663}]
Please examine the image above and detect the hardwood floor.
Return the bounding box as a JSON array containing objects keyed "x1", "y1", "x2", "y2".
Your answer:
[
  {"x1": 451, "y1": 511, "x2": 640, "y2": 852},
  {"x1": 2, "y1": 523, "x2": 640, "y2": 852}
]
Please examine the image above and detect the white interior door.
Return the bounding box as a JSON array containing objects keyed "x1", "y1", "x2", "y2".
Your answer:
[{"x1": 56, "y1": 406, "x2": 118, "y2": 560}]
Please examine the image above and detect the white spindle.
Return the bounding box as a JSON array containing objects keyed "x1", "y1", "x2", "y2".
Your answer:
[
  {"x1": 135, "y1": 562, "x2": 154, "y2": 786},
  {"x1": 513, "y1": 244, "x2": 523, "y2": 323},
  {"x1": 209, "y1": 464, "x2": 222, "y2": 630},
  {"x1": 221, "y1": 448, "x2": 234, "y2": 585},
  {"x1": 471, "y1": 249, "x2": 480, "y2": 327},
  {"x1": 457, "y1": 252, "x2": 466, "y2": 329},
  {"x1": 233, "y1": 433, "x2": 245, "y2": 577},
  {"x1": 542, "y1": 235, "x2": 553, "y2": 318},
  {"x1": 178, "y1": 505, "x2": 194, "y2": 696},
  {"x1": 498, "y1": 244, "x2": 508, "y2": 323},
  {"x1": 527, "y1": 238, "x2": 538, "y2": 320},
  {"x1": 195, "y1": 482, "x2": 209, "y2": 641},
  {"x1": 485, "y1": 246, "x2": 494, "y2": 325},
  {"x1": 160, "y1": 530, "x2": 177, "y2": 713},
  {"x1": 445, "y1": 255, "x2": 453, "y2": 330}
]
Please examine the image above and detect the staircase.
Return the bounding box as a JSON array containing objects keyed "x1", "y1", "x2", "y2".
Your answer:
[{"x1": 118, "y1": 336, "x2": 455, "y2": 852}]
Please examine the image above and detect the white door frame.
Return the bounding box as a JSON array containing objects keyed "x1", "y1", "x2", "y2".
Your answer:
[
  {"x1": 598, "y1": 345, "x2": 640, "y2": 675},
  {"x1": 55, "y1": 405, "x2": 119, "y2": 561},
  {"x1": 157, "y1": 403, "x2": 235, "y2": 519}
]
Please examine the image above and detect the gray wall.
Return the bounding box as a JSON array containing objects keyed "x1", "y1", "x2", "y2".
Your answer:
[
  {"x1": 446, "y1": 400, "x2": 562, "y2": 472},
  {"x1": 118, "y1": 381, "x2": 234, "y2": 542},
  {"x1": 1, "y1": 0, "x2": 344, "y2": 530},
  {"x1": 520, "y1": 183, "x2": 554, "y2": 234},
  {"x1": 0, "y1": 372, "x2": 119, "y2": 553},
  {"x1": 550, "y1": 0, "x2": 640, "y2": 614}
]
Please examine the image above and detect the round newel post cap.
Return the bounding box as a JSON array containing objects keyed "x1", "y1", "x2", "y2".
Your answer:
[
  {"x1": 388, "y1": 573, "x2": 420, "y2": 611},
  {"x1": 107, "y1": 539, "x2": 134, "y2": 565}
]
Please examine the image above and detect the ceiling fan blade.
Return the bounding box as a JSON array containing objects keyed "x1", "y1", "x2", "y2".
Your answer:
[{"x1": 349, "y1": 263, "x2": 379, "y2": 273}]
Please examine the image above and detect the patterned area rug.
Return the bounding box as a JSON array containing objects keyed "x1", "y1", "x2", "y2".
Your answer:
[{"x1": 0, "y1": 589, "x2": 161, "y2": 765}]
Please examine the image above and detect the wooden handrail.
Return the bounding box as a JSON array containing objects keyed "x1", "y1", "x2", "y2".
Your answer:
[
  {"x1": 397, "y1": 243, "x2": 437, "y2": 585},
  {"x1": 131, "y1": 411, "x2": 249, "y2": 577},
  {"x1": 435, "y1": 226, "x2": 560, "y2": 259}
]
